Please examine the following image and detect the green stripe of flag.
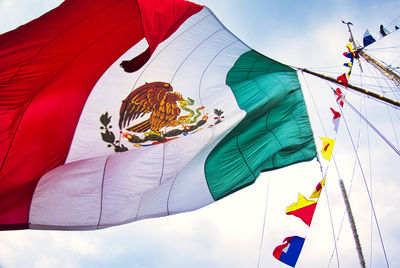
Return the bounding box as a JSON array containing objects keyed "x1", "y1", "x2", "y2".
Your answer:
[{"x1": 205, "y1": 50, "x2": 317, "y2": 200}]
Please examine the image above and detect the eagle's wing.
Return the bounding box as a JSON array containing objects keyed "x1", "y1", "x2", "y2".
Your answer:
[{"x1": 119, "y1": 82, "x2": 173, "y2": 129}]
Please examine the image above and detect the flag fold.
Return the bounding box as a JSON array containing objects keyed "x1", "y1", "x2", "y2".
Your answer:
[{"x1": 0, "y1": 0, "x2": 316, "y2": 230}]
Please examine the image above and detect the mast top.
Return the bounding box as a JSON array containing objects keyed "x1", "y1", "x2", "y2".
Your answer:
[{"x1": 343, "y1": 21, "x2": 400, "y2": 87}]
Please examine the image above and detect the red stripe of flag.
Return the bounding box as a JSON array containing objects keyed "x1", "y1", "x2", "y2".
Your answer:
[{"x1": 0, "y1": 0, "x2": 202, "y2": 229}]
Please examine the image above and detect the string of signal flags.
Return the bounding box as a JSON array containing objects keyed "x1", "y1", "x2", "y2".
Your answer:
[{"x1": 272, "y1": 42, "x2": 353, "y2": 267}]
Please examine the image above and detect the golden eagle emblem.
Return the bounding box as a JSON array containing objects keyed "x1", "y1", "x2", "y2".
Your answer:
[{"x1": 119, "y1": 82, "x2": 186, "y2": 136}]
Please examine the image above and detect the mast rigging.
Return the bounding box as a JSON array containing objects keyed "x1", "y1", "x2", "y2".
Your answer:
[
  {"x1": 344, "y1": 20, "x2": 400, "y2": 87},
  {"x1": 300, "y1": 68, "x2": 400, "y2": 108}
]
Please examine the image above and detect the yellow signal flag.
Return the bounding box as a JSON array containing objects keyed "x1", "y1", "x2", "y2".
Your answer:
[
  {"x1": 309, "y1": 177, "x2": 326, "y2": 199},
  {"x1": 286, "y1": 193, "x2": 317, "y2": 213},
  {"x1": 320, "y1": 137, "x2": 335, "y2": 161},
  {"x1": 346, "y1": 43, "x2": 354, "y2": 53}
]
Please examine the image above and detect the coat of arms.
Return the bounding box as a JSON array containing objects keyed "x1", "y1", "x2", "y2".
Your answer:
[{"x1": 100, "y1": 82, "x2": 224, "y2": 151}]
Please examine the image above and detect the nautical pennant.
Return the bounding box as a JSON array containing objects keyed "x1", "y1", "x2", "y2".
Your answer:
[
  {"x1": 330, "y1": 107, "x2": 341, "y2": 131},
  {"x1": 309, "y1": 177, "x2": 326, "y2": 199},
  {"x1": 363, "y1": 29, "x2": 376, "y2": 47},
  {"x1": 341, "y1": 20, "x2": 353, "y2": 26},
  {"x1": 346, "y1": 43, "x2": 353, "y2": 51},
  {"x1": 337, "y1": 73, "x2": 348, "y2": 88},
  {"x1": 334, "y1": 88, "x2": 345, "y2": 107},
  {"x1": 344, "y1": 62, "x2": 352, "y2": 68},
  {"x1": 342, "y1": 44, "x2": 357, "y2": 78},
  {"x1": 380, "y1": 24, "x2": 390, "y2": 37},
  {"x1": 343, "y1": 51, "x2": 354, "y2": 63},
  {"x1": 273, "y1": 236, "x2": 305, "y2": 267},
  {"x1": 286, "y1": 193, "x2": 317, "y2": 226},
  {"x1": 344, "y1": 62, "x2": 352, "y2": 77},
  {"x1": 320, "y1": 137, "x2": 335, "y2": 161}
]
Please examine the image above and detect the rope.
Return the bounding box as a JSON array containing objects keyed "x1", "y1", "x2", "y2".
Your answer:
[
  {"x1": 256, "y1": 175, "x2": 271, "y2": 268},
  {"x1": 302, "y1": 67, "x2": 393, "y2": 267},
  {"x1": 354, "y1": 62, "x2": 374, "y2": 267},
  {"x1": 327, "y1": 155, "x2": 356, "y2": 267},
  {"x1": 303, "y1": 70, "x2": 393, "y2": 267},
  {"x1": 301, "y1": 72, "x2": 341, "y2": 268},
  {"x1": 304, "y1": 72, "x2": 368, "y2": 268},
  {"x1": 327, "y1": 95, "x2": 364, "y2": 267},
  {"x1": 322, "y1": 167, "x2": 340, "y2": 268},
  {"x1": 387, "y1": 15, "x2": 400, "y2": 28},
  {"x1": 357, "y1": 67, "x2": 375, "y2": 268},
  {"x1": 365, "y1": 98, "x2": 374, "y2": 268},
  {"x1": 325, "y1": 83, "x2": 370, "y2": 268},
  {"x1": 339, "y1": 96, "x2": 390, "y2": 268},
  {"x1": 361, "y1": 59, "x2": 400, "y2": 147},
  {"x1": 357, "y1": 62, "x2": 378, "y2": 268},
  {"x1": 341, "y1": 93, "x2": 400, "y2": 157}
]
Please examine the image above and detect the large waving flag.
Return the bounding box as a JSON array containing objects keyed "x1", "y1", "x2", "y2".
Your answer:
[{"x1": 0, "y1": 0, "x2": 316, "y2": 230}]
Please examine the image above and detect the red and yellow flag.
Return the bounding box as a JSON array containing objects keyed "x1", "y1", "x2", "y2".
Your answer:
[
  {"x1": 320, "y1": 137, "x2": 335, "y2": 161},
  {"x1": 310, "y1": 177, "x2": 326, "y2": 199},
  {"x1": 286, "y1": 193, "x2": 317, "y2": 226}
]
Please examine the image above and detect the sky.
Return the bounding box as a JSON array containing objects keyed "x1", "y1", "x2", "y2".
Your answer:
[{"x1": 0, "y1": 0, "x2": 400, "y2": 267}]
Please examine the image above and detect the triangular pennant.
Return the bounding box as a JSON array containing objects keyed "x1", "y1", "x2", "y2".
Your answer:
[
  {"x1": 380, "y1": 24, "x2": 390, "y2": 37},
  {"x1": 310, "y1": 177, "x2": 326, "y2": 199},
  {"x1": 286, "y1": 193, "x2": 317, "y2": 226},
  {"x1": 334, "y1": 88, "x2": 345, "y2": 107},
  {"x1": 363, "y1": 29, "x2": 376, "y2": 47},
  {"x1": 337, "y1": 73, "x2": 348, "y2": 88},
  {"x1": 330, "y1": 107, "x2": 341, "y2": 131}
]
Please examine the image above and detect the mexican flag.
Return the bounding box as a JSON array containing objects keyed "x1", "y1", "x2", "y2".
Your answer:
[{"x1": 0, "y1": 0, "x2": 316, "y2": 230}]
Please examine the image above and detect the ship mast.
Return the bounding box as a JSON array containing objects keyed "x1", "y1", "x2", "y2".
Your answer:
[
  {"x1": 300, "y1": 68, "x2": 400, "y2": 108},
  {"x1": 358, "y1": 51, "x2": 400, "y2": 86},
  {"x1": 335, "y1": 21, "x2": 397, "y2": 268},
  {"x1": 344, "y1": 21, "x2": 400, "y2": 86}
]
